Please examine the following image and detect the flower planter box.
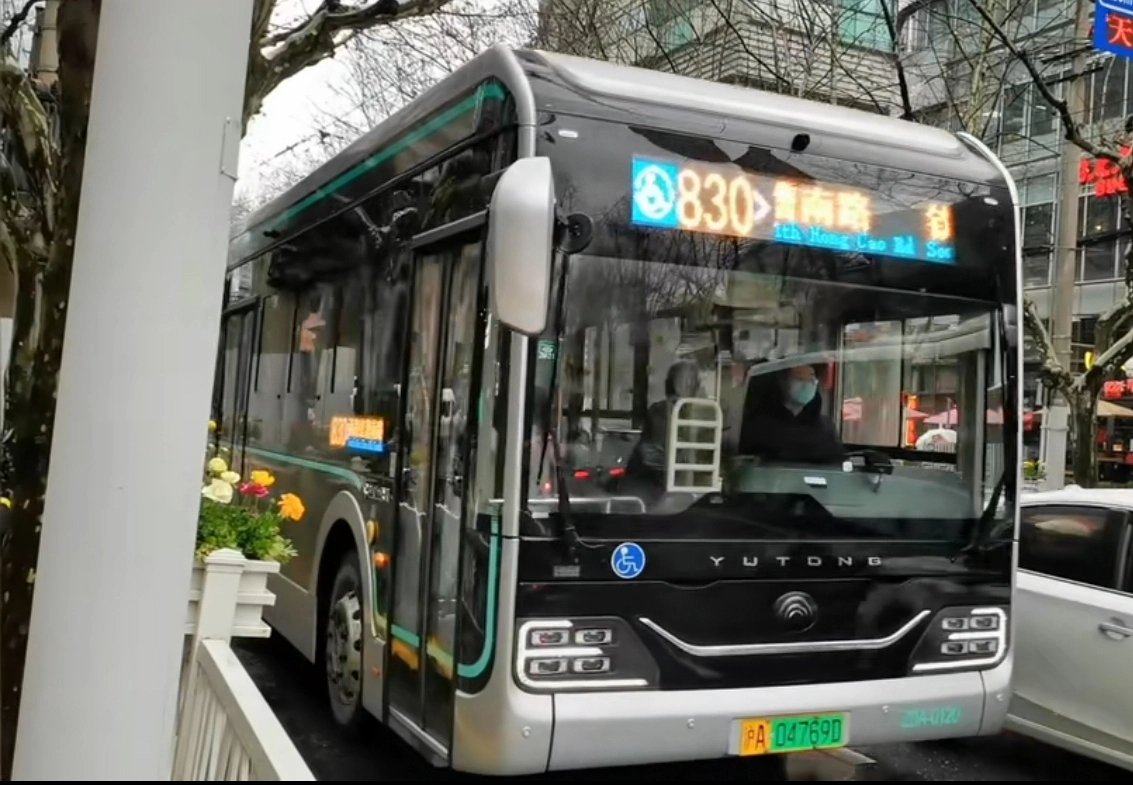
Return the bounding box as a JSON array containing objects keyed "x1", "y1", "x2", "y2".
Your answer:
[{"x1": 184, "y1": 549, "x2": 279, "y2": 640}]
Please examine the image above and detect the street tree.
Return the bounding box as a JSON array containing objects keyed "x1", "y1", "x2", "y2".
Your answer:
[
  {"x1": 0, "y1": 0, "x2": 457, "y2": 775},
  {"x1": 906, "y1": 0, "x2": 1133, "y2": 485},
  {"x1": 266, "y1": 0, "x2": 907, "y2": 207}
]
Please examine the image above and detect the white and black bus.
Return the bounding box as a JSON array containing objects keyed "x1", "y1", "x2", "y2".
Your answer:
[{"x1": 214, "y1": 45, "x2": 1021, "y2": 775}]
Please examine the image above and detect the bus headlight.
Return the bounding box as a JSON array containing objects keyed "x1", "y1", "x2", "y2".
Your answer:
[
  {"x1": 515, "y1": 617, "x2": 658, "y2": 692},
  {"x1": 909, "y1": 606, "x2": 1008, "y2": 674}
]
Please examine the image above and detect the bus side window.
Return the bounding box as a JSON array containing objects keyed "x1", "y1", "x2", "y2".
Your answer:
[
  {"x1": 353, "y1": 262, "x2": 411, "y2": 478},
  {"x1": 285, "y1": 283, "x2": 335, "y2": 453},
  {"x1": 250, "y1": 292, "x2": 295, "y2": 450}
]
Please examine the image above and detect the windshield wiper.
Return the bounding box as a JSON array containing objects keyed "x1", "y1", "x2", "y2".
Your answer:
[{"x1": 535, "y1": 213, "x2": 594, "y2": 561}]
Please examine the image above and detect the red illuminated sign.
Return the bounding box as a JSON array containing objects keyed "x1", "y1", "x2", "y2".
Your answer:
[
  {"x1": 1080, "y1": 146, "x2": 1132, "y2": 197},
  {"x1": 1103, "y1": 379, "x2": 1133, "y2": 399}
]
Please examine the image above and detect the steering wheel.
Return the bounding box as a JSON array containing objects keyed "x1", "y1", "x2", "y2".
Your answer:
[{"x1": 845, "y1": 449, "x2": 895, "y2": 476}]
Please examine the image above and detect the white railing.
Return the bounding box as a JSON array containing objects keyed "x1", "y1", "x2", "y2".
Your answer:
[{"x1": 172, "y1": 549, "x2": 315, "y2": 781}]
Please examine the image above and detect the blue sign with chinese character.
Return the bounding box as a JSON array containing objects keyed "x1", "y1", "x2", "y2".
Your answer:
[{"x1": 1095, "y1": 0, "x2": 1133, "y2": 59}]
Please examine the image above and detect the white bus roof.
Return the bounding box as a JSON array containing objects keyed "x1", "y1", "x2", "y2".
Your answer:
[
  {"x1": 530, "y1": 50, "x2": 965, "y2": 162},
  {"x1": 233, "y1": 45, "x2": 1005, "y2": 255}
]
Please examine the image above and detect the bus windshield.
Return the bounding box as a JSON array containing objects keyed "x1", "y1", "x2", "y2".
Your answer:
[
  {"x1": 525, "y1": 256, "x2": 1008, "y2": 541},
  {"x1": 524, "y1": 118, "x2": 1016, "y2": 542}
]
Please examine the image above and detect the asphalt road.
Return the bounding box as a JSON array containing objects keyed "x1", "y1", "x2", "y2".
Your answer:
[{"x1": 235, "y1": 635, "x2": 1128, "y2": 781}]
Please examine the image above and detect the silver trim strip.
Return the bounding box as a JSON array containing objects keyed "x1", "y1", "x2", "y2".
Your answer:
[
  {"x1": 956, "y1": 130, "x2": 1023, "y2": 552},
  {"x1": 389, "y1": 707, "x2": 449, "y2": 759},
  {"x1": 637, "y1": 609, "x2": 931, "y2": 657}
]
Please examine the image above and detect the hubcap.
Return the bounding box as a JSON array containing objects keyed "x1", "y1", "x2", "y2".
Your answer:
[{"x1": 325, "y1": 589, "x2": 362, "y2": 707}]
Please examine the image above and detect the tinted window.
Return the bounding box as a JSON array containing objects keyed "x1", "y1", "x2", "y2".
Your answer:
[{"x1": 1019, "y1": 505, "x2": 1123, "y2": 588}]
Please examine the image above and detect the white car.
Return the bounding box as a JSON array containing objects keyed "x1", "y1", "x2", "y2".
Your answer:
[{"x1": 1011, "y1": 487, "x2": 1133, "y2": 770}]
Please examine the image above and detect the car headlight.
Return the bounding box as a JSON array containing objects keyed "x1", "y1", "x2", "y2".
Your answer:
[
  {"x1": 909, "y1": 606, "x2": 1008, "y2": 674},
  {"x1": 515, "y1": 617, "x2": 659, "y2": 692}
]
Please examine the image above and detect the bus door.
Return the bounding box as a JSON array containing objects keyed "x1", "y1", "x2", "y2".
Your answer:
[
  {"x1": 387, "y1": 230, "x2": 484, "y2": 753},
  {"x1": 216, "y1": 302, "x2": 259, "y2": 471}
]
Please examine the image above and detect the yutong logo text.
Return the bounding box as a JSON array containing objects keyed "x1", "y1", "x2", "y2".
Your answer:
[{"x1": 708, "y1": 555, "x2": 883, "y2": 568}]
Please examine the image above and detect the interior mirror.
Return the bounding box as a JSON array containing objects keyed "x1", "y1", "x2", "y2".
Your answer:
[{"x1": 487, "y1": 156, "x2": 555, "y2": 336}]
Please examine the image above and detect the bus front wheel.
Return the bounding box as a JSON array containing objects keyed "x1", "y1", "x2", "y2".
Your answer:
[{"x1": 322, "y1": 554, "x2": 365, "y2": 729}]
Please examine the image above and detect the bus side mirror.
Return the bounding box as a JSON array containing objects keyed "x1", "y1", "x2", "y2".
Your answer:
[{"x1": 488, "y1": 157, "x2": 555, "y2": 336}]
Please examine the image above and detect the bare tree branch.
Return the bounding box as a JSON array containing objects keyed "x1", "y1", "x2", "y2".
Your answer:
[
  {"x1": 963, "y1": 0, "x2": 1111, "y2": 162},
  {"x1": 243, "y1": 0, "x2": 455, "y2": 130},
  {"x1": 878, "y1": 0, "x2": 913, "y2": 120},
  {"x1": 0, "y1": 0, "x2": 38, "y2": 54}
]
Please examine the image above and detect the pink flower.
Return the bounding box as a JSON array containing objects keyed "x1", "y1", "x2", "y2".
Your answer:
[{"x1": 239, "y1": 482, "x2": 269, "y2": 499}]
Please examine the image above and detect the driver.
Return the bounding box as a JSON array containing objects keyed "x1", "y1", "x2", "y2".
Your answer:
[{"x1": 738, "y1": 363, "x2": 845, "y2": 465}]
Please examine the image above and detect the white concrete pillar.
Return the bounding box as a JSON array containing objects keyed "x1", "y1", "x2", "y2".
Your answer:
[{"x1": 12, "y1": 0, "x2": 254, "y2": 778}]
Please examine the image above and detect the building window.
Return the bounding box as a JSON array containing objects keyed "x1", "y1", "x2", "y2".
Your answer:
[
  {"x1": 1077, "y1": 194, "x2": 1121, "y2": 281},
  {"x1": 1000, "y1": 84, "x2": 1028, "y2": 139},
  {"x1": 1091, "y1": 56, "x2": 1129, "y2": 126},
  {"x1": 1020, "y1": 175, "x2": 1055, "y2": 287},
  {"x1": 1030, "y1": 86, "x2": 1057, "y2": 136},
  {"x1": 1022, "y1": 202, "x2": 1054, "y2": 285},
  {"x1": 644, "y1": 0, "x2": 697, "y2": 29},
  {"x1": 900, "y1": 3, "x2": 930, "y2": 51},
  {"x1": 1024, "y1": 253, "x2": 1052, "y2": 287},
  {"x1": 839, "y1": 0, "x2": 892, "y2": 51},
  {"x1": 1035, "y1": 0, "x2": 1068, "y2": 25},
  {"x1": 995, "y1": 80, "x2": 1062, "y2": 146},
  {"x1": 643, "y1": 0, "x2": 698, "y2": 52}
]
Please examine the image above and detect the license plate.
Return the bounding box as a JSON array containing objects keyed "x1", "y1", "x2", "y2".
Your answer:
[{"x1": 737, "y1": 712, "x2": 848, "y2": 756}]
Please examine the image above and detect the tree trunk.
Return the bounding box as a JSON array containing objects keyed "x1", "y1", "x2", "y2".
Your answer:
[
  {"x1": 1069, "y1": 389, "x2": 1100, "y2": 488},
  {"x1": 0, "y1": 2, "x2": 99, "y2": 778}
]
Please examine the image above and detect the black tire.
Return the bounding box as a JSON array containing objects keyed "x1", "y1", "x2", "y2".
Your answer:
[{"x1": 321, "y1": 553, "x2": 366, "y2": 730}]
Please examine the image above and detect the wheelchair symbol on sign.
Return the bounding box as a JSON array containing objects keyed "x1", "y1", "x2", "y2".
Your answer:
[
  {"x1": 611, "y1": 542, "x2": 646, "y2": 580},
  {"x1": 632, "y1": 165, "x2": 676, "y2": 223}
]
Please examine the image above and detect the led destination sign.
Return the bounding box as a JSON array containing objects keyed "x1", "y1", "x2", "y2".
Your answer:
[{"x1": 629, "y1": 156, "x2": 956, "y2": 264}]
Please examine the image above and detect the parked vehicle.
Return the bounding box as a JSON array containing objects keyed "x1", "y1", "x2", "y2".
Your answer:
[{"x1": 1012, "y1": 487, "x2": 1133, "y2": 771}]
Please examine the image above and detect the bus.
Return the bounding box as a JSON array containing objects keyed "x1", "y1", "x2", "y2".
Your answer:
[{"x1": 215, "y1": 45, "x2": 1021, "y2": 776}]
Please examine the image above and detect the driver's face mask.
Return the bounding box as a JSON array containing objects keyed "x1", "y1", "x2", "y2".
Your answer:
[{"x1": 787, "y1": 379, "x2": 818, "y2": 407}]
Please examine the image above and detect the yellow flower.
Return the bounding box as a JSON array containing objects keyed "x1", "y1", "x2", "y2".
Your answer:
[
  {"x1": 0, "y1": 497, "x2": 11, "y2": 509},
  {"x1": 250, "y1": 469, "x2": 275, "y2": 488},
  {"x1": 201, "y1": 478, "x2": 234, "y2": 505},
  {"x1": 278, "y1": 493, "x2": 305, "y2": 522},
  {"x1": 207, "y1": 457, "x2": 228, "y2": 475},
  {"x1": 220, "y1": 470, "x2": 241, "y2": 485},
  {"x1": 208, "y1": 420, "x2": 217, "y2": 432}
]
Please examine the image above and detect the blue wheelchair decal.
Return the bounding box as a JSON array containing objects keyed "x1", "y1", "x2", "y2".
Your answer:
[{"x1": 610, "y1": 542, "x2": 646, "y2": 580}]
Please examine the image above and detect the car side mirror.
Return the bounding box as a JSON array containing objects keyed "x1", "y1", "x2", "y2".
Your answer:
[{"x1": 487, "y1": 157, "x2": 555, "y2": 336}]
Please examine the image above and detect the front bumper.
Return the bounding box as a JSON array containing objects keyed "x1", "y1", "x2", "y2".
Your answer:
[
  {"x1": 452, "y1": 654, "x2": 1011, "y2": 774},
  {"x1": 549, "y1": 656, "x2": 1011, "y2": 770}
]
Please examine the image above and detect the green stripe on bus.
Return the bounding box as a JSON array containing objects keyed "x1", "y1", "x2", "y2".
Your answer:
[
  {"x1": 244, "y1": 446, "x2": 364, "y2": 490},
  {"x1": 255, "y1": 81, "x2": 507, "y2": 237},
  {"x1": 389, "y1": 514, "x2": 499, "y2": 679},
  {"x1": 245, "y1": 444, "x2": 500, "y2": 679}
]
